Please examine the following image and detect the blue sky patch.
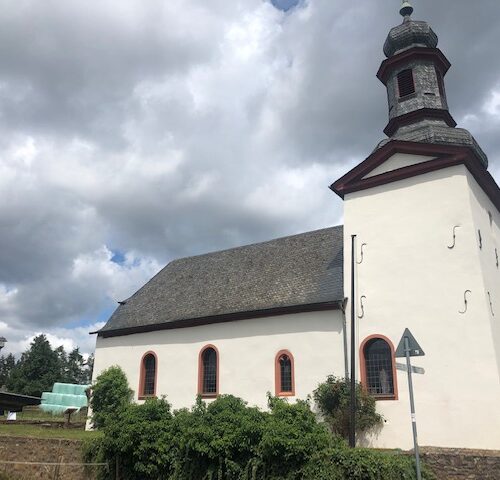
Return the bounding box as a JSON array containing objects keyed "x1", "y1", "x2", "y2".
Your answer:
[
  {"x1": 111, "y1": 250, "x2": 126, "y2": 265},
  {"x1": 271, "y1": 0, "x2": 300, "y2": 12}
]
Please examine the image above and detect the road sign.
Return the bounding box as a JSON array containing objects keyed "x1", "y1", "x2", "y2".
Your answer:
[
  {"x1": 395, "y1": 363, "x2": 425, "y2": 375},
  {"x1": 395, "y1": 328, "x2": 425, "y2": 358},
  {"x1": 395, "y1": 328, "x2": 425, "y2": 480}
]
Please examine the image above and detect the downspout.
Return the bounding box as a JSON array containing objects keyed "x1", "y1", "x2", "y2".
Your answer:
[{"x1": 339, "y1": 297, "x2": 349, "y2": 379}]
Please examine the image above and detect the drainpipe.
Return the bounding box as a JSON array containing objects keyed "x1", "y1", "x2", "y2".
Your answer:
[{"x1": 338, "y1": 298, "x2": 349, "y2": 379}]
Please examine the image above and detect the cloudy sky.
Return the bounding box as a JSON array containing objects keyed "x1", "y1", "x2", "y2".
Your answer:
[{"x1": 1, "y1": 0, "x2": 499, "y2": 356}]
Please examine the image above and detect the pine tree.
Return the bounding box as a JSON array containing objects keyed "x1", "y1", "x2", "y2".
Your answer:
[
  {"x1": 0, "y1": 353, "x2": 16, "y2": 389},
  {"x1": 7, "y1": 335, "x2": 62, "y2": 397}
]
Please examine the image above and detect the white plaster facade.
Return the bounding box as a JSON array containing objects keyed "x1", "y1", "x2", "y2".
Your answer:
[
  {"x1": 92, "y1": 310, "x2": 345, "y2": 411},
  {"x1": 92, "y1": 155, "x2": 500, "y2": 450},
  {"x1": 343, "y1": 157, "x2": 500, "y2": 450}
]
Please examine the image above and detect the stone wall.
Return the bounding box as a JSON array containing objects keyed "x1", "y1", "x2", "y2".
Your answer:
[
  {"x1": 0, "y1": 437, "x2": 102, "y2": 480},
  {"x1": 419, "y1": 447, "x2": 500, "y2": 480}
]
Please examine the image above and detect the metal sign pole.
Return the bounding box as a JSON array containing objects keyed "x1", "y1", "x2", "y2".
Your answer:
[
  {"x1": 349, "y1": 234, "x2": 356, "y2": 448},
  {"x1": 404, "y1": 336, "x2": 422, "y2": 480}
]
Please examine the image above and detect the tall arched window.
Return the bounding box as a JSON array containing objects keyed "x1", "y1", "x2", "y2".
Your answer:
[
  {"x1": 139, "y1": 351, "x2": 157, "y2": 399},
  {"x1": 360, "y1": 336, "x2": 397, "y2": 400},
  {"x1": 198, "y1": 345, "x2": 218, "y2": 397},
  {"x1": 275, "y1": 350, "x2": 295, "y2": 397}
]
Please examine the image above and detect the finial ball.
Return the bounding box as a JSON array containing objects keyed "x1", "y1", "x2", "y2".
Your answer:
[{"x1": 400, "y1": 1, "x2": 414, "y2": 19}]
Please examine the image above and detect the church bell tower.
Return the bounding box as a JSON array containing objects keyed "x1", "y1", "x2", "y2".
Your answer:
[{"x1": 330, "y1": 2, "x2": 500, "y2": 450}]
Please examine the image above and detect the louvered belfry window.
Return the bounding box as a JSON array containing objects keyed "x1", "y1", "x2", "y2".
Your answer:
[
  {"x1": 142, "y1": 353, "x2": 156, "y2": 396},
  {"x1": 397, "y1": 69, "x2": 415, "y2": 97},
  {"x1": 202, "y1": 347, "x2": 217, "y2": 394},
  {"x1": 279, "y1": 354, "x2": 293, "y2": 392},
  {"x1": 363, "y1": 339, "x2": 394, "y2": 396}
]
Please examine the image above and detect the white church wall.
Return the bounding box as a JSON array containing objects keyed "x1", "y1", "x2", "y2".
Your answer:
[
  {"x1": 343, "y1": 160, "x2": 500, "y2": 450},
  {"x1": 92, "y1": 310, "x2": 345, "y2": 411},
  {"x1": 466, "y1": 171, "x2": 500, "y2": 380},
  {"x1": 362, "y1": 153, "x2": 436, "y2": 179}
]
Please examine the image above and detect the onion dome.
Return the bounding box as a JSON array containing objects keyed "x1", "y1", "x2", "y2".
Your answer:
[{"x1": 383, "y1": 3, "x2": 438, "y2": 58}]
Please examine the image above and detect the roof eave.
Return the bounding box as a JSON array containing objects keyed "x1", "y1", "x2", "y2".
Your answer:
[{"x1": 94, "y1": 301, "x2": 342, "y2": 338}]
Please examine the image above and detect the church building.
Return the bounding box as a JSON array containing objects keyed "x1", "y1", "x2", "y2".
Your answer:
[{"x1": 91, "y1": 3, "x2": 500, "y2": 450}]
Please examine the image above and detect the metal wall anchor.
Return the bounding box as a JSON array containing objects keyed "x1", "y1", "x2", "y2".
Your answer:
[
  {"x1": 478, "y1": 230, "x2": 482, "y2": 250},
  {"x1": 488, "y1": 292, "x2": 495, "y2": 316},
  {"x1": 459, "y1": 290, "x2": 471, "y2": 314},
  {"x1": 495, "y1": 248, "x2": 498, "y2": 268},
  {"x1": 357, "y1": 243, "x2": 367, "y2": 264},
  {"x1": 447, "y1": 225, "x2": 460, "y2": 249},
  {"x1": 358, "y1": 295, "x2": 366, "y2": 319}
]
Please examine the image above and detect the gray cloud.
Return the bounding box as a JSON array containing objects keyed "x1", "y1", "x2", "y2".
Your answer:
[{"x1": 0, "y1": 0, "x2": 498, "y2": 354}]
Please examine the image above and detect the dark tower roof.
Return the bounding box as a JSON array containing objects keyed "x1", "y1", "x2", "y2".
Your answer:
[{"x1": 375, "y1": 2, "x2": 488, "y2": 168}]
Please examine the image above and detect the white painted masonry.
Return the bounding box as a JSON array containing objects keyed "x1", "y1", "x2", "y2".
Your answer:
[
  {"x1": 362, "y1": 153, "x2": 436, "y2": 179},
  {"x1": 92, "y1": 310, "x2": 345, "y2": 411},
  {"x1": 343, "y1": 158, "x2": 500, "y2": 450}
]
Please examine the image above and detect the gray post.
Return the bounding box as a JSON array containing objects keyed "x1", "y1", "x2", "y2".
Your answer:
[
  {"x1": 404, "y1": 336, "x2": 422, "y2": 480},
  {"x1": 349, "y1": 234, "x2": 356, "y2": 448}
]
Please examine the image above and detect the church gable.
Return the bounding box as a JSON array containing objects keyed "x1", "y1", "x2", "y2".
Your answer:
[
  {"x1": 330, "y1": 141, "x2": 500, "y2": 213},
  {"x1": 362, "y1": 152, "x2": 435, "y2": 179}
]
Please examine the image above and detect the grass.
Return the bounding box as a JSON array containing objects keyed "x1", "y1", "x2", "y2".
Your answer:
[
  {"x1": 15, "y1": 405, "x2": 88, "y2": 423},
  {"x1": 0, "y1": 423, "x2": 102, "y2": 440},
  {"x1": 0, "y1": 406, "x2": 99, "y2": 440}
]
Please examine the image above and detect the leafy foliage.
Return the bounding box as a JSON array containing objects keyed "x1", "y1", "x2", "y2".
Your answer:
[
  {"x1": 4, "y1": 335, "x2": 93, "y2": 397},
  {"x1": 0, "y1": 353, "x2": 16, "y2": 388},
  {"x1": 90, "y1": 365, "x2": 133, "y2": 428},
  {"x1": 85, "y1": 394, "x2": 434, "y2": 480},
  {"x1": 313, "y1": 375, "x2": 384, "y2": 440}
]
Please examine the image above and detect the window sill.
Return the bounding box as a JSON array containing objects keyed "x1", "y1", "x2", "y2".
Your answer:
[
  {"x1": 199, "y1": 393, "x2": 218, "y2": 399},
  {"x1": 138, "y1": 394, "x2": 156, "y2": 400},
  {"x1": 397, "y1": 92, "x2": 417, "y2": 102},
  {"x1": 276, "y1": 392, "x2": 295, "y2": 397},
  {"x1": 373, "y1": 394, "x2": 398, "y2": 401}
]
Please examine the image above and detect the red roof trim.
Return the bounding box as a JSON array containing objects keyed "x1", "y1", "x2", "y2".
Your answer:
[
  {"x1": 329, "y1": 141, "x2": 500, "y2": 213},
  {"x1": 377, "y1": 47, "x2": 451, "y2": 84},
  {"x1": 94, "y1": 301, "x2": 341, "y2": 338},
  {"x1": 383, "y1": 108, "x2": 456, "y2": 137}
]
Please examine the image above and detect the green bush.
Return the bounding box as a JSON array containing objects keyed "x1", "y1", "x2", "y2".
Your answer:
[
  {"x1": 313, "y1": 375, "x2": 384, "y2": 440},
  {"x1": 302, "y1": 447, "x2": 435, "y2": 480},
  {"x1": 85, "y1": 393, "x2": 434, "y2": 480},
  {"x1": 90, "y1": 365, "x2": 133, "y2": 428}
]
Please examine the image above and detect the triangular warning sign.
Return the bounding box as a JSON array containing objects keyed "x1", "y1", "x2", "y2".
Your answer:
[{"x1": 395, "y1": 328, "x2": 425, "y2": 358}]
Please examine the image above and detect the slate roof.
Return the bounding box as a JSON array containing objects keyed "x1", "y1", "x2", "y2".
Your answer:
[{"x1": 98, "y1": 226, "x2": 344, "y2": 336}]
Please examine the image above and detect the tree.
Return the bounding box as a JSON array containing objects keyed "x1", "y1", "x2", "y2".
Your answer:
[
  {"x1": 0, "y1": 354, "x2": 16, "y2": 389},
  {"x1": 84, "y1": 353, "x2": 94, "y2": 384},
  {"x1": 6, "y1": 335, "x2": 62, "y2": 397},
  {"x1": 313, "y1": 375, "x2": 383, "y2": 441},
  {"x1": 64, "y1": 348, "x2": 88, "y2": 384},
  {"x1": 90, "y1": 365, "x2": 133, "y2": 428}
]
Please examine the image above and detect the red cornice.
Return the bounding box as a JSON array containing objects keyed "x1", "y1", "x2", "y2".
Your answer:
[
  {"x1": 94, "y1": 301, "x2": 341, "y2": 338},
  {"x1": 377, "y1": 47, "x2": 451, "y2": 85},
  {"x1": 383, "y1": 108, "x2": 456, "y2": 137},
  {"x1": 330, "y1": 141, "x2": 500, "y2": 213}
]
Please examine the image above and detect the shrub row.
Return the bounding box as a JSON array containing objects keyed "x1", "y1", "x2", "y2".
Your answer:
[{"x1": 84, "y1": 395, "x2": 434, "y2": 480}]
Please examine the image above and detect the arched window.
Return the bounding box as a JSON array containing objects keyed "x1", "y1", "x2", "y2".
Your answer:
[
  {"x1": 198, "y1": 345, "x2": 218, "y2": 397},
  {"x1": 360, "y1": 336, "x2": 397, "y2": 400},
  {"x1": 139, "y1": 352, "x2": 157, "y2": 399},
  {"x1": 275, "y1": 350, "x2": 295, "y2": 397}
]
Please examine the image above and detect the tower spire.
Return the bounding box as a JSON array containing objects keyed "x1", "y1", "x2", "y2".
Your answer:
[
  {"x1": 375, "y1": 3, "x2": 488, "y2": 167},
  {"x1": 400, "y1": 1, "x2": 414, "y2": 22}
]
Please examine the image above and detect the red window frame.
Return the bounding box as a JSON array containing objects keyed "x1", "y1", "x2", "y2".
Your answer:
[
  {"x1": 359, "y1": 335, "x2": 398, "y2": 401},
  {"x1": 138, "y1": 351, "x2": 158, "y2": 400},
  {"x1": 274, "y1": 350, "x2": 295, "y2": 397},
  {"x1": 198, "y1": 344, "x2": 219, "y2": 398}
]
